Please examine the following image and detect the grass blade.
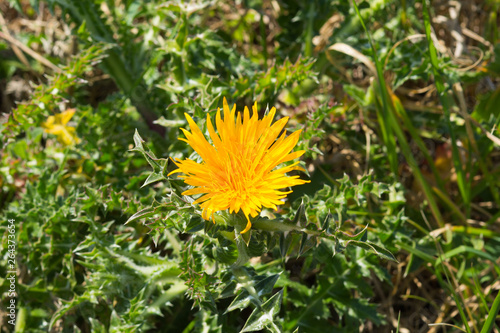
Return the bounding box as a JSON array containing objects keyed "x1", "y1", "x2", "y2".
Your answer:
[
  {"x1": 480, "y1": 287, "x2": 500, "y2": 333},
  {"x1": 421, "y1": 0, "x2": 470, "y2": 215},
  {"x1": 351, "y1": 0, "x2": 445, "y2": 227}
]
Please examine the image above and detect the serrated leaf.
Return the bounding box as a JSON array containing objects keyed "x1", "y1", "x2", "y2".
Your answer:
[
  {"x1": 125, "y1": 207, "x2": 156, "y2": 225},
  {"x1": 321, "y1": 213, "x2": 333, "y2": 232},
  {"x1": 226, "y1": 274, "x2": 280, "y2": 312},
  {"x1": 280, "y1": 231, "x2": 303, "y2": 258},
  {"x1": 347, "y1": 240, "x2": 397, "y2": 262},
  {"x1": 215, "y1": 244, "x2": 238, "y2": 265},
  {"x1": 333, "y1": 237, "x2": 346, "y2": 257},
  {"x1": 296, "y1": 223, "x2": 319, "y2": 256},
  {"x1": 247, "y1": 238, "x2": 266, "y2": 257},
  {"x1": 185, "y1": 216, "x2": 205, "y2": 233},
  {"x1": 241, "y1": 290, "x2": 283, "y2": 333},
  {"x1": 145, "y1": 218, "x2": 168, "y2": 247},
  {"x1": 220, "y1": 280, "x2": 238, "y2": 299},
  {"x1": 131, "y1": 130, "x2": 159, "y2": 165},
  {"x1": 279, "y1": 232, "x2": 291, "y2": 258},
  {"x1": 130, "y1": 129, "x2": 169, "y2": 186},
  {"x1": 142, "y1": 162, "x2": 168, "y2": 187},
  {"x1": 336, "y1": 224, "x2": 368, "y2": 242},
  {"x1": 292, "y1": 202, "x2": 307, "y2": 227}
]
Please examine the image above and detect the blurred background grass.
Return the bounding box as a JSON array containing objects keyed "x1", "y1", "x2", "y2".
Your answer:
[{"x1": 1, "y1": 0, "x2": 500, "y2": 332}]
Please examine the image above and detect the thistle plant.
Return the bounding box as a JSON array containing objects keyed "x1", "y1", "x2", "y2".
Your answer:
[
  {"x1": 2, "y1": 0, "x2": 499, "y2": 331},
  {"x1": 130, "y1": 98, "x2": 397, "y2": 331}
]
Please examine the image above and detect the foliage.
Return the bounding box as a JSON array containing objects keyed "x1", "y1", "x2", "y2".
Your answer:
[{"x1": 1, "y1": 0, "x2": 499, "y2": 332}]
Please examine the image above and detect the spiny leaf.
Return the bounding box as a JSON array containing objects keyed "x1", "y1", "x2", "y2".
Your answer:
[
  {"x1": 241, "y1": 290, "x2": 284, "y2": 333},
  {"x1": 142, "y1": 162, "x2": 169, "y2": 187},
  {"x1": 292, "y1": 201, "x2": 307, "y2": 227},
  {"x1": 346, "y1": 240, "x2": 397, "y2": 262},
  {"x1": 125, "y1": 206, "x2": 156, "y2": 225},
  {"x1": 299, "y1": 223, "x2": 319, "y2": 256},
  {"x1": 144, "y1": 217, "x2": 169, "y2": 247},
  {"x1": 130, "y1": 129, "x2": 160, "y2": 169},
  {"x1": 336, "y1": 224, "x2": 368, "y2": 242},
  {"x1": 321, "y1": 213, "x2": 333, "y2": 232},
  {"x1": 226, "y1": 274, "x2": 280, "y2": 312},
  {"x1": 130, "y1": 129, "x2": 169, "y2": 187}
]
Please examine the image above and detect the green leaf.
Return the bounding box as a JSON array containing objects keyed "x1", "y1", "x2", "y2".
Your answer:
[
  {"x1": 142, "y1": 161, "x2": 169, "y2": 187},
  {"x1": 130, "y1": 129, "x2": 169, "y2": 187},
  {"x1": 344, "y1": 84, "x2": 370, "y2": 107},
  {"x1": 185, "y1": 216, "x2": 205, "y2": 233},
  {"x1": 10, "y1": 139, "x2": 29, "y2": 159},
  {"x1": 145, "y1": 218, "x2": 169, "y2": 247},
  {"x1": 321, "y1": 213, "x2": 333, "y2": 233},
  {"x1": 292, "y1": 202, "x2": 307, "y2": 227},
  {"x1": 336, "y1": 224, "x2": 368, "y2": 242},
  {"x1": 175, "y1": 13, "x2": 188, "y2": 49},
  {"x1": 299, "y1": 224, "x2": 319, "y2": 256},
  {"x1": 125, "y1": 206, "x2": 156, "y2": 225},
  {"x1": 480, "y1": 286, "x2": 500, "y2": 333},
  {"x1": 347, "y1": 240, "x2": 397, "y2": 262},
  {"x1": 130, "y1": 129, "x2": 159, "y2": 168},
  {"x1": 241, "y1": 290, "x2": 283, "y2": 333},
  {"x1": 215, "y1": 240, "x2": 238, "y2": 265},
  {"x1": 279, "y1": 231, "x2": 302, "y2": 258},
  {"x1": 473, "y1": 88, "x2": 500, "y2": 121},
  {"x1": 226, "y1": 274, "x2": 280, "y2": 312},
  {"x1": 153, "y1": 116, "x2": 186, "y2": 128}
]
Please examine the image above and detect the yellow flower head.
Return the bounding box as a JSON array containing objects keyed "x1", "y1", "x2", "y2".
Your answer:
[
  {"x1": 170, "y1": 98, "x2": 309, "y2": 233},
  {"x1": 42, "y1": 109, "x2": 80, "y2": 146}
]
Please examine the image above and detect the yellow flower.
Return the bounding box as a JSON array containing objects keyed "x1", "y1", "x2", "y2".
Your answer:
[
  {"x1": 169, "y1": 98, "x2": 309, "y2": 233},
  {"x1": 42, "y1": 109, "x2": 81, "y2": 146}
]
